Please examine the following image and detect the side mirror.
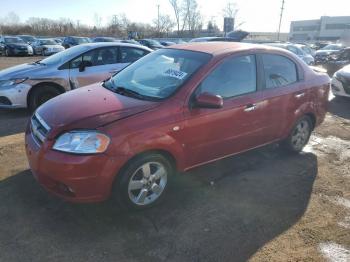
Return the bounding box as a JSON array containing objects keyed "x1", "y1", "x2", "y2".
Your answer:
[
  {"x1": 194, "y1": 92, "x2": 223, "y2": 109},
  {"x1": 79, "y1": 61, "x2": 92, "y2": 72}
]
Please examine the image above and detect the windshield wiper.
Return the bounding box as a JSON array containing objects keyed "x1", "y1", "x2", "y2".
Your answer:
[
  {"x1": 114, "y1": 86, "x2": 147, "y2": 100},
  {"x1": 31, "y1": 60, "x2": 46, "y2": 66}
]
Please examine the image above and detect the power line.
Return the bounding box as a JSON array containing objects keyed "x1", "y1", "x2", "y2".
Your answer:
[{"x1": 277, "y1": 0, "x2": 285, "y2": 41}]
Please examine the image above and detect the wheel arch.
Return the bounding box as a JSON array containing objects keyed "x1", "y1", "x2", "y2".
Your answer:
[{"x1": 27, "y1": 82, "x2": 66, "y2": 107}]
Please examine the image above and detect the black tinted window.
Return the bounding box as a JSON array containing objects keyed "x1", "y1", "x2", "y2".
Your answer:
[
  {"x1": 70, "y1": 47, "x2": 119, "y2": 68},
  {"x1": 198, "y1": 55, "x2": 257, "y2": 98},
  {"x1": 120, "y1": 47, "x2": 148, "y2": 63},
  {"x1": 262, "y1": 54, "x2": 298, "y2": 88}
]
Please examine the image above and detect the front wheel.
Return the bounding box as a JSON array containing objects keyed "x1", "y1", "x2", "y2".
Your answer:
[
  {"x1": 113, "y1": 153, "x2": 173, "y2": 210},
  {"x1": 28, "y1": 86, "x2": 61, "y2": 112},
  {"x1": 282, "y1": 116, "x2": 313, "y2": 153}
]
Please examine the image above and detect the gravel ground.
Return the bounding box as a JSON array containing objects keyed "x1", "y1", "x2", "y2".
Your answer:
[{"x1": 0, "y1": 57, "x2": 349, "y2": 262}]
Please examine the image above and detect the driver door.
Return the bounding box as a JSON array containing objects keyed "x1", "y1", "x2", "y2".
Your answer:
[{"x1": 68, "y1": 47, "x2": 123, "y2": 89}]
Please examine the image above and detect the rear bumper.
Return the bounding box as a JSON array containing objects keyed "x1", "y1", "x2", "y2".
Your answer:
[{"x1": 25, "y1": 127, "x2": 126, "y2": 203}]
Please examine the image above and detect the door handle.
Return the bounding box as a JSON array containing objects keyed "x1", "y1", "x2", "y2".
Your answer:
[
  {"x1": 244, "y1": 104, "x2": 257, "y2": 112},
  {"x1": 295, "y1": 92, "x2": 305, "y2": 98},
  {"x1": 109, "y1": 69, "x2": 120, "y2": 74}
]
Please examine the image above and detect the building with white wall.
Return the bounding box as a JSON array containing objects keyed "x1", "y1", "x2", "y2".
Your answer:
[{"x1": 289, "y1": 16, "x2": 350, "y2": 42}]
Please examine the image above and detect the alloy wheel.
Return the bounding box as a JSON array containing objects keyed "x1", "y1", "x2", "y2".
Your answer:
[
  {"x1": 128, "y1": 161, "x2": 168, "y2": 206},
  {"x1": 291, "y1": 119, "x2": 310, "y2": 151}
]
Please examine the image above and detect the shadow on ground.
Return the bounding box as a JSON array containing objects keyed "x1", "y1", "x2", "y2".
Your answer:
[
  {"x1": 0, "y1": 146, "x2": 318, "y2": 262},
  {"x1": 328, "y1": 96, "x2": 350, "y2": 120},
  {"x1": 0, "y1": 109, "x2": 30, "y2": 137}
]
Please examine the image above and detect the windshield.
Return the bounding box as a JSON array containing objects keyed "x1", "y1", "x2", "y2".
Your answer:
[
  {"x1": 40, "y1": 39, "x2": 57, "y2": 45},
  {"x1": 321, "y1": 44, "x2": 342, "y2": 50},
  {"x1": 74, "y1": 37, "x2": 90, "y2": 44},
  {"x1": 19, "y1": 36, "x2": 35, "y2": 42},
  {"x1": 40, "y1": 44, "x2": 91, "y2": 65},
  {"x1": 146, "y1": 39, "x2": 162, "y2": 46},
  {"x1": 105, "y1": 49, "x2": 211, "y2": 100},
  {"x1": 5, "y1": 37, "x2": 24, "y2": 44}
]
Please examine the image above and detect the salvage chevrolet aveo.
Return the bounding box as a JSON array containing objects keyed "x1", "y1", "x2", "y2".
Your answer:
[{"x1": 25, "y1": 42, "x2": 330, "y2": 209}]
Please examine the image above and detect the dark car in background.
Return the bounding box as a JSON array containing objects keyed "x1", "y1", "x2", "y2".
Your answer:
[
  {"x1": 92, "y1": 37, "x2": 117, "y2": 42},
  {"x1": 0, "y1": 36, "x2": 33, "y2": 56},
  {"x1": 138, "y1": 39, "x2": 163, "y2": 50},
  {"x1": 160, "y1": 41, "x2": 176, "y2": 46},
  {"x1": 315, "y1": 44, "x2": 344, "y2": 64},
  {"x1": 323, "y1": 47, "x2": 350, "y2": 76},
  {"x1": 62, "y1": 36, "x2": 91, "y2": 49},
  {"x1": 17, "y1": 35, "x2": 37, "y2": 45},
  {"x1": 32, "y1": 38, "x2": 65, "y2": 55}
]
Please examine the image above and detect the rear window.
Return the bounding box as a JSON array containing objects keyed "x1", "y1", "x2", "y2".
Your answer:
[{"x1": 261, "y1": 54, "x2": 298, "y2": 89}]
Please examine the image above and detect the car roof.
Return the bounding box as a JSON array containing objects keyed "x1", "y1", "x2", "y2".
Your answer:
[
  {"x1": 168, "y1": 42, "x2": 279, "y2": 56},
  {"x1": 77, "y1": 42, "x2": 152, "y2": 51}
]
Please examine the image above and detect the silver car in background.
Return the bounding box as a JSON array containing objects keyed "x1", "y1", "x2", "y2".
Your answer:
[
  {"x1": 265, "y1": 43, "x2": 315, "y2": 65},
  {"x1": 0, "y1": 42, "x2": 151, "y2": 111},
  {"x1": 32, "y1": 39, "x2": 65, "y2": 56}
]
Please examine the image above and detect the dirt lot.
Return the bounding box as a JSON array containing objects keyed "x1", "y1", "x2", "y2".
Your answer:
[{"x1": 0, "y1": 57, "x2": 350, "y2": 262}]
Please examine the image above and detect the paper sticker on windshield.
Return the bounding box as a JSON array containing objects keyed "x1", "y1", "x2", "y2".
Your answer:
[{"x1": 163, "y1": 68, "x2": 187, "y2": 80}]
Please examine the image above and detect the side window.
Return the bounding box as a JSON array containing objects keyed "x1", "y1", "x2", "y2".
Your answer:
[
  {"x1": 262, "y1": 54, "x2": 298, "y2": 89},
  {"x1": 198, "y1": 55, "x2": 257, "y2": 99},
  {"x1": 70, "y1": 47, "x2": 119, "y2": 69},
  {"x1": 120, "y1": 47, "x2": 148, "y2": 63}
]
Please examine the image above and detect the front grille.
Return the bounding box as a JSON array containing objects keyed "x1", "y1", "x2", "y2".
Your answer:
[
  {"x1": 31, "y1": 113, "x2": 50, "y2": 144},
  {"x1": 0, "y1": 96, "x2": 12, "y2": 105}
]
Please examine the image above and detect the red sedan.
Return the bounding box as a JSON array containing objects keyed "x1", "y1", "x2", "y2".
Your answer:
[{"x1": 25, "y1": 42, "x2": 330, "y2": 209}]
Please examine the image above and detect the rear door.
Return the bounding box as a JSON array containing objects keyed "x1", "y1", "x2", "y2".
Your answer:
[
  {"x1": 68, "y1": 46, "x2": 120, "y2": 88},
  {"x1": 182, "y1": 54, "x2": 267, "y2": 167},
  {"x1": 258, "y1": 53, "x2": 307, "y2": 142}
]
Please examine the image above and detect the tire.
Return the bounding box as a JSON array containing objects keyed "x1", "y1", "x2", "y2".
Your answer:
[
  {"x1": 28, "y1": 85, "x2": 61, "y2": 112},
  {"x1": 4, "y1": 48, "x2": 9, "y2": 57},
  {"x1": 113, "y1": 153, "x2": 174, "y2": 210},
  {"x1": 282, "y1": 116, "x2": 313, "y2": 153}
]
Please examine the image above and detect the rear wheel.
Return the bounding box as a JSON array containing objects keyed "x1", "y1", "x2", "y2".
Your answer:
[
  {"x1": 4, "y1": 48, "x2": 9, "y2": 57},
  {"x1": 113, "y1": 153, "x2": 173, "y2": 210},
  {"x1": 28, "y1": 85, "x2": 61, "y2": 112},
  {"x1": 283, "y1": 116, "x2": 313, "y2": 153}
]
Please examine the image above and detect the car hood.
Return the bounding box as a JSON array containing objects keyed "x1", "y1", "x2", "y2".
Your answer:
[
  {"x1": 36, "y1": 84, "x2": 160, "y2": 139},
  {"x1": 0, "y1": 63, "x2": 42, "y2": 79},
  {"x1": 316, "y1": 50, "x2": 338, "y2": 56}
]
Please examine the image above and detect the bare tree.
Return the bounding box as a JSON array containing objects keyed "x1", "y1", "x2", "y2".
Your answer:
[
  {"x1": 93, "y1": 13, "x2": 102, "y2": 28},
  {"x1": 0, "y1": 12, "x2": 20, "y2": 25},
  {"x1": 169, "y1": 0, "x2": 182, "y2": 36},
  {"x1": 222, "y1": 2, "x2": 238, "y2": 18},
  {"x1": 153, "y1": 14, "x2": 175, "y2": 37},
  {"x1": 182, "y1": 0, "x2": 202, "y2": 36}
]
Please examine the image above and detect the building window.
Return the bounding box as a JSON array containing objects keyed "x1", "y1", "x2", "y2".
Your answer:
[
  {"x1": 293, "y1": 25, "x2": 319, "y2": 32},
  {"x1": 325, "y1": 23, "x2": 350, "y2": 30}
]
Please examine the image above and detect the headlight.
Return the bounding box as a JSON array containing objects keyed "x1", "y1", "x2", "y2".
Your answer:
[
  {"x1": 0, "y1": 78, "x2": 28, "y2": 87},
  {"x1": 53, "y1": 131, "x2": 110, "y2": 154}
]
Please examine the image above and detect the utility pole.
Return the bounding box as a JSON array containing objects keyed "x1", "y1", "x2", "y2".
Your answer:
[{"x1": 277, "y1": 0, "x2": 285, "y2": 41}]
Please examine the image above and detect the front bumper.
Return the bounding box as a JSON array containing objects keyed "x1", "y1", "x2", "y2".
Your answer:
[
  {"x1": 25, "y1": 126, "x2": 126, "y2": 203},
  {"x1": 331, "y1": 77, "x2": 350, "y2": 97},
  {"x1": 0, "y1": 83, "x2": 31, "y2": 108},
  {"x1": 8, "y1": 48, "x2": 33, "y2": 56}
]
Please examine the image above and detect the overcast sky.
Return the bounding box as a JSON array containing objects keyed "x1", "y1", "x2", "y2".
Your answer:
[{"x1": 1, "y1": 0, "x2": 349, "y2": 32}]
